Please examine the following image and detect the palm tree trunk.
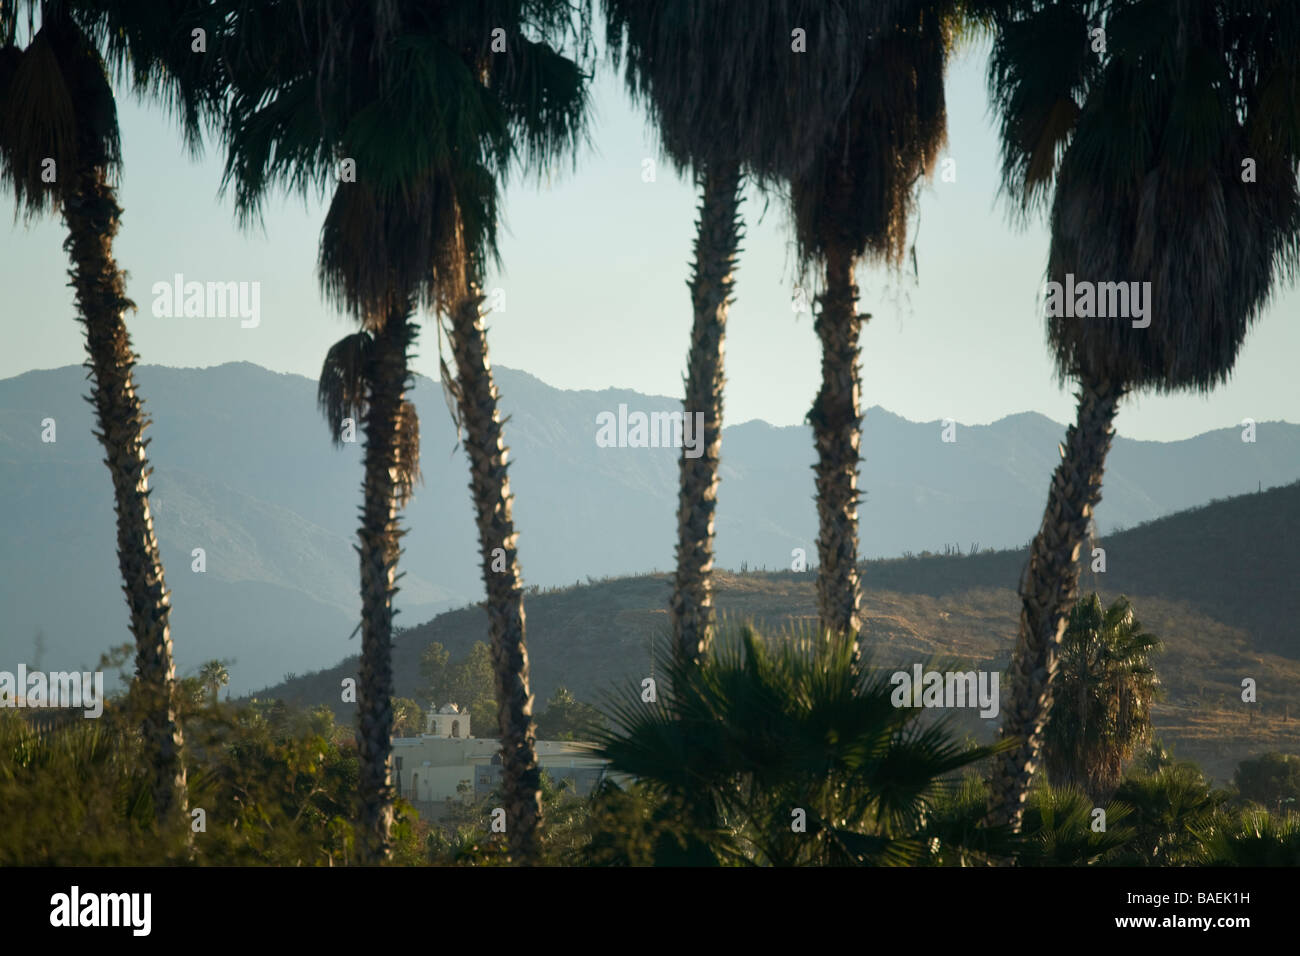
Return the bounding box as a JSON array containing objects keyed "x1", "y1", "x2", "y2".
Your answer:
[
  {"x1": 671, "y1": 161, "x2": 742, "y2": 666},
  {"x1": 809, "y1": 243, "x2": 865, "y2": 657},
  {"x1": 448, "y1": 289, "x2": 541, "y2": 863},
  {"x1": 988, "y1": 374, "x2": 1123, "y2": 832},
  {"x1": 62, "y1": 151, "x2": 187, "y2": 834},
  {"x1": 354, "y1": 304, "x2": 414, "y2": 864}
]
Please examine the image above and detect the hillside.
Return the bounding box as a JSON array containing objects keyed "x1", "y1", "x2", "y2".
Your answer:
[
  {"x1": 3, "y1": 361, "x2": 1298, "y2": 691},
  {"x1": 262, "y1": 482, "x2": 1300, "y2": 784}
]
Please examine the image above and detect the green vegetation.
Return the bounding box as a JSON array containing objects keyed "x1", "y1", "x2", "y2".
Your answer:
[
  {"x1": 0, "y1": 694, "x2": 357, "y2": 865},
  {"x1": 5, "y1": 631, "x2": 1296, "y2": 867},
  {"x1": 4, "y1": 0, "x2": 1297, "y2": 868},
  {"x1": 419, "y1": 641, "x2": 496, "y2": 737},
  {"x1": 261, "y1": 486, "x2": 1300, "y2": 791},
  {"x1": 594, "y1": 626, "x2": 1005, "y2": 865},
  {"x1": 196, "y1": 0, "x2": 592, "y2": 863},
  {"x1": 1, "y1": 0, "x2": 198, "y2": 835},
  {"x1": 198, "y1": 660, "x2": 232, "y2": 707},
  {"x1": 390, "y1": 698, "x2": 426, "y2": 739},
  {"x1": 1233, "y1": 753, "x2": 1300, "y2": 815},
  {"x1": 1044, "y1": 594, "x2": 1162, "y2": 800},
  {"x1": 535, "y1": 686, "x2": 608, "y2": 742}
]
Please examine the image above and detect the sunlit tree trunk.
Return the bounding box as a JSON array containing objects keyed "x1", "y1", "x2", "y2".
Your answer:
[
  {"x1": 671, "y1": 160, "x2": 741, "y2": 666},
  {"x1": 810, "y1": 242, "x2": 865, "y2": 660},
  {"x1": 988, "y1": 374, "x2": 1123, "y2": 832},
  {"x1": 448, "y1": 288, "x2": 542, "y2": 863},
  {"x1": 355, "y1": 304, "x2": 415, "y2": 864},
  {"x1": 63, "y1": 138, "x2": 188, "y2": 837}
]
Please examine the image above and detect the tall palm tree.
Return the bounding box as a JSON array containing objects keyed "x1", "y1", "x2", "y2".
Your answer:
[
  {"x1": 437, "y1": 0, "x2": 588, "y2": 859},
  {"x1": 977, "y1": 0, "x2": 1300, "y2": 829},
  {"x1": 1043, "y1": 593, "x2": 1161, "y2": 800},
  {"x1": 603, "y1": 0, "x2": 892, "y2": 667},
  {"x1": 788, "y1": 0, "x2": 958, "y2": 655},
  {"x1": 312, "y1": 182, "x2": 427, "y2": 863},
  {"x1": 215, "y1": 0, "x2": 588, "y2": 862},
  {"x1": 0, "y1": 0, "x2": 190, "y2": 832}
]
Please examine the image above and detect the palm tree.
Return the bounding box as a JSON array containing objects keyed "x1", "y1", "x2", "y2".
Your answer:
[
  {"x1": 977, "y1": 0, "x2": 1300, "y2": 829},
  {"x1": 438, "y1": 2, "x2": 588, "y2": 857},
  {"x1": 311, "y1": 183, "x2": 425, "y2": 863},
  {"x1": 788, "y1": 0, "x2": 958, "y2": 654},
  {"x1": 215, "y1": 0, "x2": 588, "y2": 862},
  {"x1": 1110, "y1": 762, "x2": 1226, "y2": 866},
  {"x1": 1017, "y1": 784, "x2": 1134, "y2": 866},
  {"x1": 1043, "y1": 594, "x2": 1160, "y2": 800},
  {"x1": 0, "y1": 0, "x2": 190, "y2": 832},
  {"x1": 1204, "y1": 810, "x2": 1300, "y2": 866},
  {"x1": 389, "y1": 698, "x2": 425, "y2": 739},
  {"x1": 1233, "y1": 752, "x2": 1300, "y2": 814},
  {"x1": 593, "y1": 624, "x2": 1005, "y2": 865},
  {"x1": 215, "y1": 8, "x2": 461, "y2": 862},
  {"x1": 198, "y1": 659, "x2": 231, "y2": 707},
  {"x1": 604, "y1": 2, "x2": 897, "y2": 667}
]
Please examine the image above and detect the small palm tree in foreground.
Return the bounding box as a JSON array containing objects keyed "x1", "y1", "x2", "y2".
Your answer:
[
  {"x1": 594, "y1": 625, "x2": 1004, "y2": 865},
  {"x1": 1110, "y1": 762, "x2": 1227, "y2": 866}
]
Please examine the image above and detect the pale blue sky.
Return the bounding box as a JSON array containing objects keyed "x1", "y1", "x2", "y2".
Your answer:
[{"x1": 3, "y1": 41, "x2": 1297, "y2": 442}]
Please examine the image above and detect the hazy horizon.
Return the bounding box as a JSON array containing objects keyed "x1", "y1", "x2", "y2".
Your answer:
[{"x1": 6, "y1": 356, "x2": 1297, "y2": 443}]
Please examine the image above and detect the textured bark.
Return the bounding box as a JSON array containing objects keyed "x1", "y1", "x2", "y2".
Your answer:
[
  {"x1": 671, "y1": 161, "x2": 742, "y2": 666},
  {"x1": 62, "y1": 150, "x2": 188, "y2": 834},
  {"x1": 987, "y1": 374, "x2": 1123, "y2": 833},
  {"x1": 354, "y1": 304, "x2": 415, "y2": 864},
  {"x1": 809, "y1": 243, "x2": 865, "y2": 657},
  {"x1": 448, "y1": 290, "x2": 541, "y2": 863}
]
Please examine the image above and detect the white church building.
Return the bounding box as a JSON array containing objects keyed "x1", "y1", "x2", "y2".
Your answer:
[{"x1": 392, "y1": 703, "x2": 610, "y2": 818}]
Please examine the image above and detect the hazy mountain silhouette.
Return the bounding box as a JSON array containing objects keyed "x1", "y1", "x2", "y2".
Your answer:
[
  {"x1": 2, "y1": 361, "x2": 1296, "y2": 691},
  {"x1": 264, "y1": 482, "x2": 1300, "y2": 785}
]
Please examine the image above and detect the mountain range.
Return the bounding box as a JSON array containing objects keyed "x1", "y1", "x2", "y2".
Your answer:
[
  {"x1": 2, "y1": 361, "x2": 1296, "y2": 691},
  {"x1": 266, "y1": 481, "x2": 1300, "y2": 784}
]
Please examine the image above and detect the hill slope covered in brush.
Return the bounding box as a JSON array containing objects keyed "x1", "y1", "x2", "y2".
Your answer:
[{"x1": 264, "y1": 482, "x2": 1300, "y2": 783}]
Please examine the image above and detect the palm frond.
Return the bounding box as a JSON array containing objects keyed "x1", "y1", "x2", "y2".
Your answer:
[
  {"x1": 604, "y1": 0, "x2": 907, "y2": 182},
  {"x1": 316, "y1": 331, "x2": 372, "y2": 445},
  {"x1": 394, "y1": 399, "x2": 421, "y2": 506},
  {"x1": 789, "y1": 0, "x2": 960, "y2": 272},
  {"x1": 984, "y1": 0, "x2": 1300, "y2": 390},
  {"x1": 982, "y1": 0, "x2": 1095, "y2": 221},
  {"x1": 75, "y1": 0, "x2": 225, "y2": 157},
  {"x1": 592, "y1": 622, "x2": 1001, "y2": 865},
  {"x1": 1019, "y1": 783, "x2": 1135, "y2": 865},
  {"x1": 0, "y1": 29, "x2": 77, "y2": 216},
  {"x1": 493, "y1": 34, "x2": 590, "y2": 178}
]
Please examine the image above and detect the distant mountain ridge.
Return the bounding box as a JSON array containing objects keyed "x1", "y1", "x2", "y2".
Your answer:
[
  {"x1": 2, "y1": 361, "x2": 1297, "y2": 691},
  {"x1": 263, "y1": 482, "x2": 1300, "y2": 785}
]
